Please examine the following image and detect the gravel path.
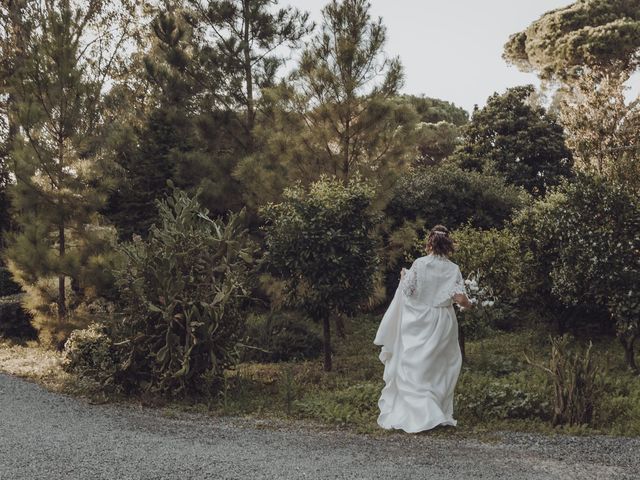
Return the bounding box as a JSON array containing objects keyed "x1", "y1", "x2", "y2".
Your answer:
[{"x1": 1, "y1": 373, "x2": 638, "y2": 480}]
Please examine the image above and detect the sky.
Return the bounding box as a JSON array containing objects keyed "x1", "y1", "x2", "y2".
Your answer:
[{"x1": 288, "y1": 0, "x2": 576, "y2": 113}]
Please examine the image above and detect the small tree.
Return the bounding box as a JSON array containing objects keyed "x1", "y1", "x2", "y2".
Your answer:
[
  {"x1": 261, "y1": 176, "x2": 379, "y2": 371},
  {"x1": 530, "y1": 174, "x2": 640, "y2": 373}
]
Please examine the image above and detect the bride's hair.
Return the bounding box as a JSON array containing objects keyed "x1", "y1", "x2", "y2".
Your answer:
[{"x1": 426, "y1": 225, "x2": 454, "y2": 257}]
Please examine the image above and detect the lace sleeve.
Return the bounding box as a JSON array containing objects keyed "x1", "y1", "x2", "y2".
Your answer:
[
  {"x1": 451, "y1": 266, "x2": 467, "y2": 298},
  {"x1": 401, "y1": 261, "x2": 418, "y2": 297}
]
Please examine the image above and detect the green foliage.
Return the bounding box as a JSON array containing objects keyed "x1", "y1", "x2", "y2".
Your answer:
[
  {"x1": 387, "y1": 166, "x2": 527, "y2": 232},
  {"x1": 414, "y1": 121, "x2": 461, "y2": 166},
  {"x1": 262, "y1": 177, "x2": 379, "y2": 320},
  {"x1": 401, "y1": 94, "x2": 469, "y2": 126},
  {"x1": 294, "y1": 382, "x2": 381, "y2": 429},
  {"x1": 0, "y1": 294, "x2": 37, "y2": 340},
  {"x1": 104, "y1": 10, "x2": 244, "y2": 236},
  {"x1": 184, "y1": 0, "x2": 313, "y2": 146},
  {"x1": 5, "y1": 1, "x2": 122, "y2": 337},
  {"x1": 503, "y1": 0, "x2": 640, "y2": 80},
  {"x1": 110, "y1": 188, "x2": 255, "y2": 395},
  {"x1": 62, "y1": 323, "x2": 120, "y2": 392},
  {"x1": 451, "y1": 85, "x2": 573, "y2": 196},
  {"x1": 261, "y1": 176, "x2": 379, "y2": 370},
  {"x1": 450, "y1": 226, "x2": 527, "y2": 301},
  {"x1": 525, "y1": 335, "x2": 600, "y2": 427},
  {"x1": 455, "y1": 371, "x2": 551, "y2": 422},
  {"x1": 241, "y1": 312, "x2": 323, "y2": 363},
  {"x1": 237, "y1": 0, "x2": 418, "y2": 208},
  {"x1": 519, "y1": 174, "x2": 640, "y2": 371}
]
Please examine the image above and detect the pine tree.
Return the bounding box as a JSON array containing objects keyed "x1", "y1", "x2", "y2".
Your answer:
[
  {"x1": 5, "y1": 0, "x2": 128, "y2": 341},
  {"x1": 186, "y1": 0, "x2": 313, "y2": 151},
  {"x1": 235, "y1": 0, "x2": 418, "y2": 207}
]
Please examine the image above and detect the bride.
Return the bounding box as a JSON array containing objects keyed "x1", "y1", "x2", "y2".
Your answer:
[{"x1": 374, "y1": 225, "x2": 472, "y2": 433}]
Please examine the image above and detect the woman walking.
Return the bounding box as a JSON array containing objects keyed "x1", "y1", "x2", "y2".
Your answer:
[{"x1": 374, "y1": 225, "x2": 472, "y2": 433}]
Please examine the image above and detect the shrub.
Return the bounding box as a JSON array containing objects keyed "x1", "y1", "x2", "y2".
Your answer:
[
  {"x1": 455, "y1": 371, "x2": 551, "y2": 421},
  {"x1": 525, "y1": 335, "x2": 600, "y2": 427},
  {"x1": 383, "y1": 166, "x2": 527, "y2": 298},
  {"x1": 0, "y1": 294, "x2": 37, "y2": 340},
  {"x1": 517, "y1": 174, "x2": 640, "y2": 372},
  {"x1": 261, "y1": 176, "x2": 380, "y2": 371},
  {"x1": 450, "y1": 226, "x2": 528, "y2": 332},
  {"x1": 387, "y1": 166, "x2": 527, "y2": 231},
  {"x1": 241, "y1": 312, "x2": 323, "y2": 363},
  {"x1": 450, "y1": 226, "x2": 526, "y2": 300},
  {"x1": 109, "y1": 188, "x2": 256, "y2": 395},
  {"x1": 62, "y1": 323, "x2": 120, "y2": 391}
]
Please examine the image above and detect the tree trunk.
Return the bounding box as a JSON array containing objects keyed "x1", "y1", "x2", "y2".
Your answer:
[
  {"x1": 322, "y1": 315, "x2": 332, "y2": 372},
  {"x1": 242, "y1": 0, "x2": 254, "y2": 151},
  {"x1": 343, "y1": 117, "x2": 350, "y2": 180},
  {"x1": 57, "y1": 223, "x2": 66, "y2": 319},
  {"x1": 619, "y1": 333, "x2": 639, "y2": 374}
]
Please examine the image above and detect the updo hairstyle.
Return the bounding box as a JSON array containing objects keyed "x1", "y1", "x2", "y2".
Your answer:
[{"x1": 426, "y1": 225, "x2": 454, "y2": 257}]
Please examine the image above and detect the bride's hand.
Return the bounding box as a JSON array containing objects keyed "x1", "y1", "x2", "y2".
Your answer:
[{"x1": 400, "y1": 268, "x2": 407, "y2": 280}]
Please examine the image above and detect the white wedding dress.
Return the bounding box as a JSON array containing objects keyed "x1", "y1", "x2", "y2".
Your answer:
[{"x1": 374, "y1": 254, "x2": 466, "y2": 433}]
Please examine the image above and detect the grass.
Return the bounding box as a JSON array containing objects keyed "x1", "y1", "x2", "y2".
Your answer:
[
  {"x1": 0, "y1": 340, "x2": 72, "y2": 392},
  {"x1": 1, "y1": 314, "x2": 639, "y2": 438}
]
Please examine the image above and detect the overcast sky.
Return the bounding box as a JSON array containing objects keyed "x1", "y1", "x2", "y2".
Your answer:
[{"x1": 289, "y1": 0, "x2": 576, "y2": 113}]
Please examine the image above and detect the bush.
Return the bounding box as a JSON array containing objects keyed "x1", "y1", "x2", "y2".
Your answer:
[
  {"x1": 0, "y1": 294, "x2": 37, "y2": 340},
  {"x1": 109, "y1": 188, "x2": 256, "y2": 395},
  {"x1": 455, "y1": 371, "x2": 551, "y2": 422},
  {"x1": 382, "y1": 166, "x2": 527, "y2": 299},
  {"x1": 516, "y1": 174, "x2": 640, "y2": 372},
  {"x1": 387, "y1": 166, "x2": 527, "y2": 231},
  {"x1": 450, "y1": 226, "x2": 528, "y2": 332},
  {"x1": 62, "y1": 323, "x2": 120, "y2": 391},
  {"x1": 241, "y1": 312, "x2": 323, "y2": 363}
]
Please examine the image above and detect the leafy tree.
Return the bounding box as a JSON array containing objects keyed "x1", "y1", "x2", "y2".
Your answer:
[
  {"x1": 414, "y1": 121, "x2": 461, "y2": 167},
  {"x1": 387, "y1": 166, "x2": 527, "y2": 231},
  {"x1": 519, "y1": 174, "x2": 640, "y2": 373},
  {"x1": 503, "y1": 0, "x2": 640, "y2": 81},
  {"x1": 5, "y1": 0, "x2": 130, "y2": 343},
  {"x1": 402, "y1": 94, "x2": 468, "y2": 126},
  {"x1": 503, "y1": 1, "x2": 640, "y2": 191},
  {"x1": 104, "y1": 9, "x2": 243, "y2": 236},
  {"x1": 383, "y1": 166, "x2": 527, "y2": 299},
  {"x1": 261, "y1": 176, "x2": 379, "y2": 371},
  {"x1": 554, "y1": 67, "x2": 640, "y2": 192},
  {"x1": 451, "y1": 86, "x2": 573, "y2": 196},
  {"x1": 0, "y1": 0, "x2": 36, "y2": 242},
  {"x1": 185, "y1": 0, "x2": 314, "y2": 151},
  {"x1": 236, "y1": 0, "x2": 418, "y2": 207},
  {"x1": 399, "y1": 95, "x2": 468, "y2": 167}
]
